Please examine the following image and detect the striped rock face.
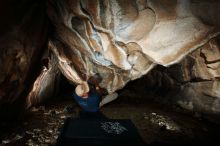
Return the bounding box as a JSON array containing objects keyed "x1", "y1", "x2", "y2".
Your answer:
[
  {"x1": 0, "y1": 0, "x2": 220, "y2": 111},
  {"x1": 47, "y1": 0, "x2": 220, "y2": 93}
]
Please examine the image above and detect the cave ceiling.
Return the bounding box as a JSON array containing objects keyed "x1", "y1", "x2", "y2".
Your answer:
[{"x1": 0, "y1": 0, "x2": 220, "y2": 109}]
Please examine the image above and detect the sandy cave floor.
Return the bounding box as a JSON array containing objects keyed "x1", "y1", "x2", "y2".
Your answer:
[{"x1": 0, "y1": 96, "x2": 220, "y2": 146}]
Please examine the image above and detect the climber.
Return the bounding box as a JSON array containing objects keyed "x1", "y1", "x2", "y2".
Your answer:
[
  {"x1": 73, "y1": 81, "x2": 100, "y2": 113},
  {"x1": 73, "y1": 74, "x2": 118, "y2": 118}
]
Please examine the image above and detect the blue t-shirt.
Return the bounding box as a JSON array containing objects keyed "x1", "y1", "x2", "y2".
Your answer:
[{"x1": 73, "y1": 90, "x2": 100, "y2": 112}]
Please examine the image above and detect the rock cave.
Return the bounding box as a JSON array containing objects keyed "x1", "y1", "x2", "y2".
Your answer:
[{"x1": 0, "y1": 0, "x2": 220, "y2": 145}]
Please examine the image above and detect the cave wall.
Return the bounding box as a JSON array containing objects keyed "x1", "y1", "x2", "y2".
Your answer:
[
  {"x1": 45, "y1": 0, "x2": 220, "y2": 115},
  {"x1": 126, "y1": 36, "x2": 220, "y2": 115},
  {"x1": 47, "y1": 0, "x2": 220, "y2": 94},
  {"x1": 0, "y1": 0, "x2": 49, "y2": 110},
  {"x1": 0, "y1": 0, "x2": 219, "y2": 117},
  {"x1": 172, "y1": 36, "x2": 220, "y2": 114}
]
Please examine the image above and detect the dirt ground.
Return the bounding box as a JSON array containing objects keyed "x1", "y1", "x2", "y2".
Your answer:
[{"x1": 0, "y1": 95, "x2": 220, "y2": 146}]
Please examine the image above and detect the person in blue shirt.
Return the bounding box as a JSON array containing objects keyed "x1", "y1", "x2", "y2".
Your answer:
[
  {"x1": 73, "y1": 74, "x2": 119, "y2": 119},
  {"x1": 73, "y1": 81, "x2": 101, "y2": 113},
  {"x1": 73, "y1": 74, "x2": 107, "y2": 119}
]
